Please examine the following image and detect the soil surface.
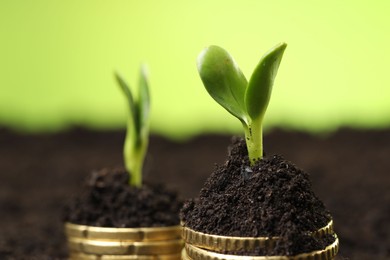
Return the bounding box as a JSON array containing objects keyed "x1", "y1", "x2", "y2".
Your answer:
[
  {"x1": 181, "y1": 137, "x2": 333, "y2": 255},
  {"x1": 0, "y1": 127, "x2": 389, "y2": 259},
  {"x1": 64, "y1": 168, "x2": 182, "y2": 228}
]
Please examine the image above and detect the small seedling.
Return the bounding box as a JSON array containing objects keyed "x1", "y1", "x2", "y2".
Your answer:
[
  {"x1": 115, "y1": 66, "x2": 150, "y2": 187},
  {"x1": 197, "y1": 43, "x2": 286, "y2": 164}
]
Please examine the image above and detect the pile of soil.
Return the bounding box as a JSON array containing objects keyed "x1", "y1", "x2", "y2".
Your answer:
[
  {"x1": 181, "y1": 137, "x2": 333, "y2": 255},
  {"x1": 64, "y1": 168, "x2": 182, "y2": 228},
  {"x1": 1, "y1": 127, "x2": 390, "y2": 259}
]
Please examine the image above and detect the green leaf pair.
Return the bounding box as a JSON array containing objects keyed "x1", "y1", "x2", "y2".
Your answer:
[
  {"x1": 197, "y1": 43, "x2": 287, "y2": 163},
  {"x1": 115, "y1": 66, "x2": 150, "y2": 187}
]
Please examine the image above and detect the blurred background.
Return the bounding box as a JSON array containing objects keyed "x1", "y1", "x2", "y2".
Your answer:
[{"x1": 1, "y1": 0, "x2": 390, "y2": 138}]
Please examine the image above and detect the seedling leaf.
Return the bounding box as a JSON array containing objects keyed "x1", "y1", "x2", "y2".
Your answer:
[
  {"x1": 115, "y1": 73, "x2": 138, "y2": 138},
  {"x1": 245, "y1": 42, "x2": 287, "y2": 120},
  {"x1": 138, "y1": 65, "x2": 150, "y2": 142},
  {"x1": 197, "y1": 45, "x2": 248, "y2": 124}
]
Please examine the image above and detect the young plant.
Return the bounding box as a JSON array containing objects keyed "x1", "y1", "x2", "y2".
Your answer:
[
  {"x1": 115, "y1": 66, "x2": 150, "y2": 187},
  {"x1": 197, "y1": 43, "x2": 287, "y2": 164}
]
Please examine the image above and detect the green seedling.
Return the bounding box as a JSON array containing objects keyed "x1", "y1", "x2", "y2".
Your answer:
[
  {"x1": 115, "y1": 66, "x2": 150, "y2": 187},
  {"x1": 197, "y1": 43, "x2": 287, "y2": 164}
]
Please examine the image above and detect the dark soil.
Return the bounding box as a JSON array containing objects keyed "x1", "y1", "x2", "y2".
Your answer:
[
  {"x1": 181, "y1": 137, "x2": 333, "y2": 255},
  {"x1": 0, "y1": 127, "x2": 390, "y2": 259},
  {"x1": 63, "y1": 168, "x2": 182, "y2": 228}
]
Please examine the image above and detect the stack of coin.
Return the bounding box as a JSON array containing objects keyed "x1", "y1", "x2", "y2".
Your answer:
[
  {"x1": 65, "y1": 222, "x2": 183, "y2": 259},
  {"x1": 181, "y1": 220, "x2": 339, "y2": 260}
]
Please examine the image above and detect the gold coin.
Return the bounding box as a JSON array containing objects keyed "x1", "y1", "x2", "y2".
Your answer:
[
  {"x1": 65, "y1": 223, "x2": 181, "y2": 242},
  {"x1": 70, "y1": 251, "x2": 181, "y2": 260},
  {"x1": 184, "y1": 234, "x2": 339, "y2": 260},
  {"x1": 181, "y1": 248, "x2": 191, "y2": 260},
  {"x1": 68, "y1": 237, "x2": 183, "y2": 255},
  {"x1": 182, "y1": 220, "x2": 333, "y2": 252},
  {"x1": 313, "y1": 220, "x2": 334, "y2": 238}
]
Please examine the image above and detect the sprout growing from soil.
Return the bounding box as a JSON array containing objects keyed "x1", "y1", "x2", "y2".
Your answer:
[
  {"x1": 197, "y1": 43, "x2": 286, "y2": 164},
  {"x1": 115, "y1": 66, "x2": 150, "y2": 187}
]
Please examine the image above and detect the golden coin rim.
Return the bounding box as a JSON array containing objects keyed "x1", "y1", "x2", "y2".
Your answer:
[
  {"x1": 68, "y1": 237, "x2": 183, "y2": 255},
  {"x1": 184, "y1": 234, "x2": 339, "y2": 260},
  {"x1": 181, "y1": 220, "x2": 333, "y2": 251},
  {"x1": 65, "y1": 222, "x2": 181, "y2": 241},
  {"x1": 181, "y1": 248, "x2": 191, "y2": 260}
]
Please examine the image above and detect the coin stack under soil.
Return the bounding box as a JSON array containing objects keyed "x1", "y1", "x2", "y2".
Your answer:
[
  {"x1": 181, "y1": 220, "x2": 339, "y2": 260},
  {"x1": 65, "y1": 222, "x2": 183, "y2": 260}
]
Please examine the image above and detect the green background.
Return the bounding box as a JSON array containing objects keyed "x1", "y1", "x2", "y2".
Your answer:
[{"x1": 1, "y1": 1, "x2": 389, "y2": 138}]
